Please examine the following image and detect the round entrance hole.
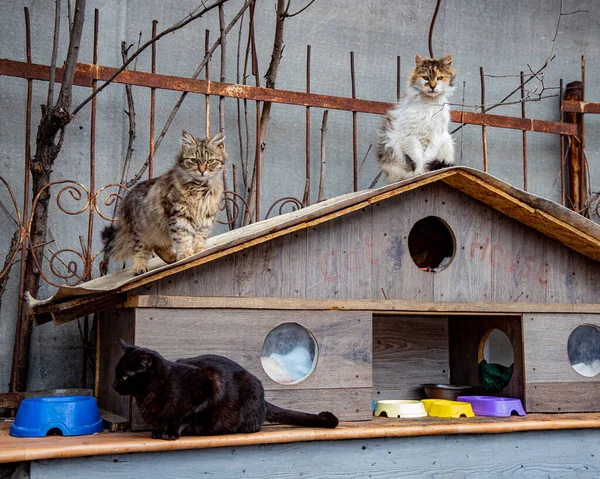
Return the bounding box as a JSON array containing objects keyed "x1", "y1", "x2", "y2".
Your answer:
[
  {"x1": 408, "y1": 216, "x2": 455, "y2": 272},
  {"x1": 568, "y1": 324, "x2": 600, "y2": 378},
  {"x1": 261, "y1": 323, "x2": 318, "y2": 385},
  {"x1": 478, "y1": 329, "x2": 514, "y2": 392}
]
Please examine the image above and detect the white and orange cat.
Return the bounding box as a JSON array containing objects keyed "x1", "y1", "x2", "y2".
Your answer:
[{"x1": 377, "y1": 55, "x2": 456, "y2": 183}]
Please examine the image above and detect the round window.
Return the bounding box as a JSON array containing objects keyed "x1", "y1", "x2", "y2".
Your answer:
[
  {"x1": 261, "y1": 323, "x2": 318, "y2": 385},
  {"x1": 568, "y1": 324, "x2": 600, "y2": 378},
  {"x1": 478, "y1": 329, "x2": 514, "y2": 392},
  {"x1": 408, "y1": 216, "x2": 455, "y2": 272}
]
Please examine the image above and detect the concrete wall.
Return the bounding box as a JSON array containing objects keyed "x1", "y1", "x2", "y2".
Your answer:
[
  {"x1": 28, "y1": 430, "x2": 600, "y2": 478},
  {"x1": 0, "y1": 0, "x2": 598, "y2": 392}
]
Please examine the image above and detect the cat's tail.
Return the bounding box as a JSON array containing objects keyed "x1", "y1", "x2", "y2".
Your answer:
[
  {"x1": 425, "y1": 159, "x2": 454, "y2": 172},
  {"x1": 100, "y1": 222, "x2": 130, "y2": 264},
  {"x1": 265, "y1": 402, "x2": 339, "y2": 428}
]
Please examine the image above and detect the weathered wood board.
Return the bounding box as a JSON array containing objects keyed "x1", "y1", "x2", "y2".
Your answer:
[
  {"x1": 448, "y1": 315, "x2": 524, "y2": 402},
  {"x1": 373, "y1": 315, "x2": 449, "y2": 400},
  {"x1": 524, "y1": 314, "x2": 600, "y2": 412}
]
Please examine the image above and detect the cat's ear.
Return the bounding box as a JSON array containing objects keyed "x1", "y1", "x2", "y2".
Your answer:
[
  {"x1": 441, "y1": 55, "x2": 453, "y2": 66},
  {"x1": 209, "y1": 132, "x2": 226, "y2": 150},
  {"x1": 120, "y1": 338, "x2": 136, "y2": 352},
  {"x1": 415, "y1": 55, "x2": 424, "y2": 67},
  {"x1": 138, "y1": 353, "x2": 153, "y2": 371},
  {"x1": 181, "y1": 130, "x2": 197, "y2": 147}
]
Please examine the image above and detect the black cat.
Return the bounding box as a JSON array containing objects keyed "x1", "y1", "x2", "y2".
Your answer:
[{"x1": 114, "y1": 340, "x2": 339, "y2": 440}]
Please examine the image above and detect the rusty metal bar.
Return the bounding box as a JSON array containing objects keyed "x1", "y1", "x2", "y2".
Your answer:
[
  {"x1": 350, "y1": 51, "x2": 357, "y2": 191},
  {"x1": 0, "y1": 59, "x2": 579, "y2": 136},
  {"x1": 480, "y1": 66, "x2": 488, "y2": 172},
  {"x1": 149, "y1": 20, "x2": 157, "y2": 179},
  {"x1": 520, "y1": 71, "x2": 527, "y2": 191},
  {"x1": 305, "y1": 45, "x2": 311, "y2": 206},
  {"x1": 559, "y1": 78, "x2": 565, "y2": 206},
  {"x1": 396, "y1": 55, "x2": 401, "y2": 102},
  {"x1": 563, "y1": 100, "x2": 600, "y2": 114},
  {"x1": 205, "y1": 29, "x2": 211, "y2": 138}
]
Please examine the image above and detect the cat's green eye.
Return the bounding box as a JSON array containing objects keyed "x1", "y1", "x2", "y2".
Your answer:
[
  {"x1": 437, "y1": 76, "x2": 444, "y2": 81},
  {"x1": 423, "y1": 76, "x2": 429, "y2": 81},
  {"x1": 207, "y1": 159, "x2": 217, "y2": 165}
]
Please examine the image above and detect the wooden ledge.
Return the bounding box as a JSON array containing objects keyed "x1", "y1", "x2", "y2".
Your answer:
[
  {"x1": 2, "y1": 413, "x2": 600, "y2": 463},
  {"x1": 123, "y1": 295, "x2": 600, "y2": 315}
]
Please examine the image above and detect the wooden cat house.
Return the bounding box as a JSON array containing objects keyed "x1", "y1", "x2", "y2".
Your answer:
[{"x1": 28, "y1": 167, "x2": 600, "y2": 429}]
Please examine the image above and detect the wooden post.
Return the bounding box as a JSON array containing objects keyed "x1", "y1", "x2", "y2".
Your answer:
[{"x1": 563, "y1": 81, "x2": 583, "y2": 212}]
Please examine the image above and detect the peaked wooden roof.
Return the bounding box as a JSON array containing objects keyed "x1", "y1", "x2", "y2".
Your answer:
[{"x1": 28, "y1": 167, "x2": 600, "y2": 324}]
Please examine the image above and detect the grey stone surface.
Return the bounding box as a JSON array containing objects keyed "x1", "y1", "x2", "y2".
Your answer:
[
  {"x1": 30, "y1": 429, "x2": 600, "y2": 478},
  {"x1": 0, "y1": 0, "x2": 598, "y2": 392}
]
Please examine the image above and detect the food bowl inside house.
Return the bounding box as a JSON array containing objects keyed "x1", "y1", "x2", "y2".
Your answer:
[
  {"x1": 374, "y1": 400, "x2": 428, "y2": 418},
  {"x1": 9, "y1": 396, "x2": 103, "y2": 437},
  {"x1": 422, "y1": 383, "x2": 473, "y2": 401}
]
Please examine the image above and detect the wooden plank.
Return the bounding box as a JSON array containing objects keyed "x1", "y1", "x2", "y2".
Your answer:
[
  {"x1": 373, "y1": 316, "x2": 449, "y2": 400},
  {"x1": 526, "y1": 382, "x2": 600, "y2": 412},
  {"x1": 306, "y1": 208, "x2": 372, "y2": 300},
  {"x1": 433, "y1": 184, "x2": 493, "y2": 302},
  {"x1": 32, "y1": 292, "x2": 127, "y2": 326},
  {"x1": 3, "y1": 414, "x2": 600, "y2": 464},
  {"x1": 545, "y1": 237, "x2": 600, "y2": 304},
  {"x1": 523, "y1": 314, "x2": 600, "y2": 383},
  {"x1": 134, "y1": 309, "x2": 372, "y2": 391},
  {"x1": 370, "y1": 186, "x2": 435, "y2": 301},
  {"x1": 97, "y1": 309, "x2": 135, "y2": 421},
  {"x1": 235, "y1": 230, "x2": 307, "y2": 298},
  {"x1": 131, "y1": 387, "x2": 371, "y2": 430},
  {"x1": 448, "y1": 315, "x2": 524, "y2": 401},
  {"x1": 99, "y1": 409, "x2": 130, "y2": 433},
  {"x1": 124, "y1": 295, "x2": 600, "y2": 314},
  {"x1": 489, "y1": 208, "x2": 548, "y2": 303}
]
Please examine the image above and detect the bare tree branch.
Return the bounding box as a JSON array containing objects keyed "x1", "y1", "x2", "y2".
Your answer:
[
  {"x1": 318, "y1": 110, "x2": 328, "y2": 202},
  {"x1": 284, "y1": 0, "x2": 316, "y2": 18},
  {"x1": 47, "y1": 0, "x2": 61, "y2": 109},
  {"x1": 0, "y1": 230, "x2": 20, "y2": 317}
]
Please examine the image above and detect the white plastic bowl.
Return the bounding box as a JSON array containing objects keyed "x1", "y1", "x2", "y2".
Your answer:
[{"x1": 374, "y1": 400, "x2": 427, "y2": 418}]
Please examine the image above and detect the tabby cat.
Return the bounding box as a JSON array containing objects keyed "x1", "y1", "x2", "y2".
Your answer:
[
  {"x1": 102, "y1": 131, "x2": 226, "y2": 275},
  {"x1": 377, "y1": 55, "x2": 456, "y2": 183},
  {"x1": 114, "y1": 340, "x2": 339, "y2": 440}
]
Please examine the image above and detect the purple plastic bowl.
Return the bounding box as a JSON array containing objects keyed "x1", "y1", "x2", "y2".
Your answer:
[{"x1": 456, "y1": 395, "x2": 526, "y2": 417}]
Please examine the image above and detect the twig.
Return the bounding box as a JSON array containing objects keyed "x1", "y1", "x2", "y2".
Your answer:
[
  {"x1": 368, "y1": 171, "x2": 383, "y2": 190},
  {"x1": 72, "y1": 0, "x2": 231, "y2": 117},
  {"x1": 217, "y1": 4, "x2": 233, "y2": 227},
  {"x1": 284, "y1": 0, "x2": 316, "y2": 18},
  {"x1": 235, "y1": 11, "x2": 248, "y2": 189},
  {"x1": 318, "y1": 110, "x2": 328, "y2": 202},
  {"x1": 125, "y1": 0, "x2": 251, "y2": 188},
  {"x1": 112, "y1": 41, "x2": 138, "y2": 218},
  {"x1": 47, "y1": 0, "x2": 61, "y2": 109}
]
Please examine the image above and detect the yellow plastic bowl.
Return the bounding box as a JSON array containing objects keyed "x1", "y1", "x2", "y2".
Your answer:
[
  {"x1": 421, "y1": 399, "x2": 474, "y2": 418},
  {"x1": 374, "y1": 400, "x2": 428, "y2": 418}
]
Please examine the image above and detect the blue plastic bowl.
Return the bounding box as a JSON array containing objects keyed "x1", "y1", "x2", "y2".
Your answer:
[{"x1": 10, "y1": 396, "x2": 103, "y2": 437}]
